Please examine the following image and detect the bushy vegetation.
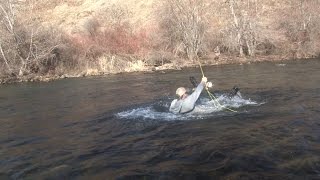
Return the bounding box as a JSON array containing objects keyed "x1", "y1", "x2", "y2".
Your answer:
[{"x1": 0, "y1": 0, "x2": 319, "y2": 81}]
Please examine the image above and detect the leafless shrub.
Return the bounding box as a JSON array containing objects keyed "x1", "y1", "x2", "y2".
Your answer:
[
  {"x1": 0, "y1": 0, "x2": 63, "y2": 76},
  {"x1": 83, "y1": 18, "x2": 100, "y2": 36},
  {"x1": 157, "y1": 0, "x2": 210, "y2": 61},
  {"x1": 278, "y1": 0, "x2": 320, "y2": 58},
  {"x1": 77, "y1": 4, "x2": 149, "y2": 62},
  {"x1": 224, "y1": 0, "x2": 261, "y2": 57},
  {"x1": 255, "y1": 39, "x2": 276, "y2": 55}
]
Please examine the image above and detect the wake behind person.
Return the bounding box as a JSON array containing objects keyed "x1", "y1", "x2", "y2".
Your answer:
[{"x1": 169, "y1": 77, "x2": 208, "y2": 114}]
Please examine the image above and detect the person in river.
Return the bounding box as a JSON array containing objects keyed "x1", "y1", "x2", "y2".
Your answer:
[{"x1": 169, "y1": 76, "x2": 209, "y2": 114}]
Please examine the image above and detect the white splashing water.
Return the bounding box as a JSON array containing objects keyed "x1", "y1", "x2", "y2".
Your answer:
[{"x1": 117, "y1": 95, "x2": 262, "y2": 121}]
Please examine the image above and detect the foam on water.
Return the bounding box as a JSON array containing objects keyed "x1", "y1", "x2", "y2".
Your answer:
[{"x1": 117, "y1": 94, "x2": 263, "y2": 121}]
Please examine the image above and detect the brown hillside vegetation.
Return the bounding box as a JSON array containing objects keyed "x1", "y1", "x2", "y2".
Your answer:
[{"x1": 0, "y1": 0, "x2": 319, "y2": 83}]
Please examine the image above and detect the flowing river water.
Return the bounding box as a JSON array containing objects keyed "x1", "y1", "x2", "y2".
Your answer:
[{"x1": 0, "y1": 59, "x2": 320, "y2": 179}]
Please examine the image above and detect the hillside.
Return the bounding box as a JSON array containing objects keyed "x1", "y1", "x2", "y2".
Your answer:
[{"x1": 35, "y1": 0, "x2": 156, "y2": 34}]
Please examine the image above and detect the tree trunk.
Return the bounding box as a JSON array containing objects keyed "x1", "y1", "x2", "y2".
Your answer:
[
  {"x1": 0, "y1": 42, "x2": 13, "y2": 73},
  {"x1": 229, "y1": 0, "x2": 244, "y2": 57}
]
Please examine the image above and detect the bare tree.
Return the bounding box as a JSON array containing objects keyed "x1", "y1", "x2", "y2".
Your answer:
[
  {"x1": 0, "y1": 0, "x2": 62, "y2": 76},
  {"x1": 0, "y1": 0, "x2": 17, "y2": 74},
  {"x1": 278, "y1": 0, "x2": 320, "y2": 58},
  {"x1": 159, "y1": 0, "x2": 210, "y2": 61},
  {"x1": 229, "y1": 0, "x2": 244, "y2": 57},
  {"x1": 226, "y1": 0, "x2": 260, "y2": 57},
  {"x1": 0, "y1": 40, "x2": 12, "y2": 73}
]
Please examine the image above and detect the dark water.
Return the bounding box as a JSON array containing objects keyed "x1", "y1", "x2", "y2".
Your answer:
[{"x1": 0, "y1": 59, "x2": 320, "y2": 179}]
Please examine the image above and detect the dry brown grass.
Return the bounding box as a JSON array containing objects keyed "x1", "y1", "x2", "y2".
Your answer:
[{"x1": 98, "y1": 55, "x2": 148, "y2": 73}]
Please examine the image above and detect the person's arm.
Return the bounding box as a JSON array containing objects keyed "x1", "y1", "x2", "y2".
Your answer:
[
  {"x1": 183, "y1": 77, "x2": 207, "y2": 105},
  {"x1": 186, "y1": 82, "x2": 204, "y2": 102}
]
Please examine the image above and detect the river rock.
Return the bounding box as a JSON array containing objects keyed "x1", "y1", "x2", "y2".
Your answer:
[
  {"x1": 175, "y1": 66, "x2": 182, "y2": 70},
  {"x1": 78, "y1": 71, "x2": 86, "y2": 77},
  {"x1": 43, "y1": 77, "x2": 52, "y2": 82},
  {"x1": 60, "y1": 74, "x2": 66, "y2": 79}
]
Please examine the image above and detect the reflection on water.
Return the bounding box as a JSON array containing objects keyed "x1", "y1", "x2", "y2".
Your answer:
[{"x1": 0, "y1": 59, "x2": 320, "y2": 179}]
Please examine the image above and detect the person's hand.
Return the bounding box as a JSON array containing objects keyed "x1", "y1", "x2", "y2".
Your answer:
[
  {"x1": 206, "y1": 82, "x2": 213, "y2": 88},
  {"x1": 201, "y1": 77, "x2": 207, "y2": 83}
]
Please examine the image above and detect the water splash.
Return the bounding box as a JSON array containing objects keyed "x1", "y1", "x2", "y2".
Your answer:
[{"x1": 117, "y1": 94, "x2": 263, "y2": 121}]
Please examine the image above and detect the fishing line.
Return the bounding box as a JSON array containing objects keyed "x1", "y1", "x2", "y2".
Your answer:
[{"x1": 197, "y1": 59, "x2": 238, "y2": 113}]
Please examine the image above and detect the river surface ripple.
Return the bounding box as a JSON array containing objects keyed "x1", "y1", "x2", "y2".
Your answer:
[{"x1": 0, "y1": 59, "x2": 320, "y2": 179}]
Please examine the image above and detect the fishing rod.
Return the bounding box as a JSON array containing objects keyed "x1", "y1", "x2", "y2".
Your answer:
[
  {"x1": 189, "y1": 76, "x2": 216, "y2": 96},
  {"x1": 195, "y1": 59, "x2": 238, "y2": 113},
  {"x1": 190, "y1": 76, "x2": 240, "y2": 98}
]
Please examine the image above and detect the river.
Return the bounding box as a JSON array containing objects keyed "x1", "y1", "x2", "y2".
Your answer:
[{"x1": 0, "y1": 59, "x2": 320, "y2": 179}]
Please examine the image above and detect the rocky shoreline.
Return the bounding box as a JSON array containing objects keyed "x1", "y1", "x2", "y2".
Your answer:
[{"x1": 0, "y1": 55, "x2": 316, "y2": 85}]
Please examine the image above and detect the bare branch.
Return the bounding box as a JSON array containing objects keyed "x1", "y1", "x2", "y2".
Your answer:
[{"x1": 0, "y1": 41, "x2": 13, "y2": 73}]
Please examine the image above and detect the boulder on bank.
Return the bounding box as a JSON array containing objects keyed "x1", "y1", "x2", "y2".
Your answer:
[{"x1": 153, "y1": 63, "x2": 181, "y2": 71}]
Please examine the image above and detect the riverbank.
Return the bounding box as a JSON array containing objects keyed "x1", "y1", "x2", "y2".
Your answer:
[{"x1": 0, "y1": 55, "x2": 317, "y2": 85}]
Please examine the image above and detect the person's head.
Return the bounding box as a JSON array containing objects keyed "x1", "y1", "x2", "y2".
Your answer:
[{"x1": 176, "y1": 87, "x2": 187, "y2": 99}]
